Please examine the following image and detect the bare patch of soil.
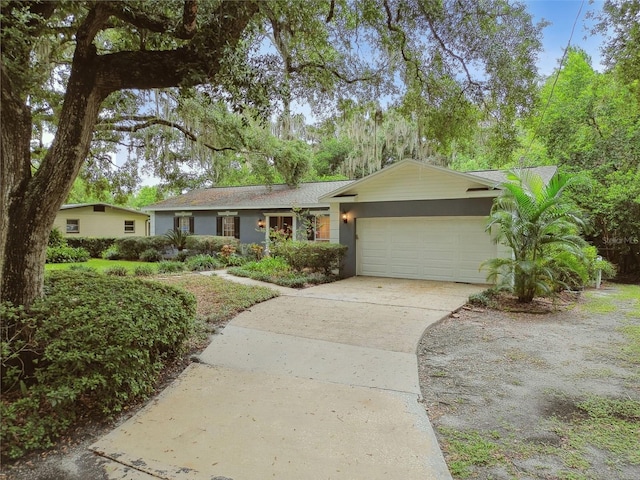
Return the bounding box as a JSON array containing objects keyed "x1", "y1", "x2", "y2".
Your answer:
[{"x1": 419, "y1": 284, "x2": 640, "y2": 479}]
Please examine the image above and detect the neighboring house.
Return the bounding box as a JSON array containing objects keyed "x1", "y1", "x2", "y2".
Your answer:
[
  {"x1": 144, "y1": 181, "x2": 354, "y2": 245},
  {"x1": 54, "y1": 203, "x2": 150, "y2": 237},
  {"x1": 145, "y1": 160, "x2": 556, "y2": 284},
  {"x1": 319, "y1": 160, "x2": 556, "y2": 283}
]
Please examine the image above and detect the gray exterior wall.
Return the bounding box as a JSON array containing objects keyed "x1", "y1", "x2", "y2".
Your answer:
[
  {"x1": 339, "y1": 197, "x2": 495, "y2": 277},
  {"x1": 152, "y1": 209, "x2": 287, "y2": 245}
]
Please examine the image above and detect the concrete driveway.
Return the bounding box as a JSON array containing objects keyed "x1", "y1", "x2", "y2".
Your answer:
[{"x1": 91, "y1": 275, "x2": 483, "y2": 479}]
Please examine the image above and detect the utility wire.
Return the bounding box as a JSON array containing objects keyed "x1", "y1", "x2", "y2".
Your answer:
[{"x1": 521, "y1": 0, "x2": 586, "y2": 167}]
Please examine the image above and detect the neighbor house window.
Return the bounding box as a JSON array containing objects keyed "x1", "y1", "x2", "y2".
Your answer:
[
  {"x1": 216, "y1": 216, "x2": 240, "y2": 239},
  {"x1": 66, "y1": 219, "x2": 79, "y2": 233},
  {"x1": 124, "y1": 220, "x2": 135, "y2": 233}
]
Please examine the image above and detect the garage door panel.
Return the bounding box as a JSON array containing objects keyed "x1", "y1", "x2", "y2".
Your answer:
[{"x1": 357, "y1": 217, "x2": 494, "y2": 283}]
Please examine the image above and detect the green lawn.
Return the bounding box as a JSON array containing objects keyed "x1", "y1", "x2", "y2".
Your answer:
[{"x1": 45, "y1": 258, "x2": 151, "y2": 273}]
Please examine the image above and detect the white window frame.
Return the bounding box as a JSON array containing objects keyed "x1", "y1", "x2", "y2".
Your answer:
[
  {"x1": 314, "y1": 215, "x2": 330, "y2": 242},
  {"x1": 221, "y1": 216, "x2": 235, "y2": 237},
  {"x1": 178, "y1": 216, "x2": 191, "y2": 233},
  {"x1": 66, "y1": 219, "x2": 79, "y2": 233}
]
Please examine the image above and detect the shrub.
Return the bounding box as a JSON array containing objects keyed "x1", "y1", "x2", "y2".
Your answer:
[
  {"x1": 46, "y1": 245, "x2": 90, "y2": 264},
  {"x1": 238, "y1": 256, "x2": 291, "y2": 275},
  {"x1": 175, "y1": 251, "x2": 192, "y2": 262},
  {"x1": 139, "y1": 248, "x2": 163, "y2": 263},
  {"x1": 48, "y1": 227, "x2": 66, "y2": 248},
  {"x1": 271, "y1": 241, "x2": 347, "y2": 274},
  {"x1": 248, "y1": 243, "x2": 264, "y2": 260},
  {"x1": 114, "y1": 236, "x2": 153, "y2": 260},
  {"x1": 133, "y1": 265, "x2": 156, "y2": 277},
  {"x1": 186, "y1": 254, "x2": 222, "y2": 272},
  {"x1": 66, "y1": 237, "x2": 117, "y2": 258},
  {"x1": 1, "y1": 271, "x2": 195, "y2": 459},
  {"x1": 185, "y1": 235, "x2": 239, "y2": 255},
  {"x1": 157, "y1": 261, "x2": 186, "y2": 274},
  {"x1": 165, "y1": 229, "x2": 189, "y2": 251},
  {"x1": 104, "y1": 266, "x2": 128, "y2": 276},
  {"x1": 68, "y1": 265, "x2": 97, "y2": 273},
  {"x1": 101, "y1": 245, "x2": 121, "y2": 260}
]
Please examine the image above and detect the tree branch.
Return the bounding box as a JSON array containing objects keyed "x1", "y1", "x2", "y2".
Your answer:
[
  {"x1": 101, "y1": 0, "x2": 198, "y2": 40},
  {"x1": 94, "y1": 1, "x2": 260, "y2": 94},
  {"x1": 98, "y1": 116, "x2": 238, "y2": 153}
]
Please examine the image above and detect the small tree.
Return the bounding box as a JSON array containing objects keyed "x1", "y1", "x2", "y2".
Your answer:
[{"x1": 484, "y1": 171, "x2": 586, "y2": 303}]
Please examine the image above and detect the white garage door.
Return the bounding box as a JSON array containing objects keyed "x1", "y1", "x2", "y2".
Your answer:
[{"x1": 356, "y1": 217, "x2": 495, "y2": 283}]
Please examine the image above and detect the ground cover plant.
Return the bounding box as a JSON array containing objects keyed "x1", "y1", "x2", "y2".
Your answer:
[
  {"x1": 228, "y1": 256, "x2": 336, "y2": 288},
  {"x1": 0, "y1": 271, "x2": 196, "y2": 460},
  {"x1": 155, "y1": 274, "x2": 278, "y2": 327},
  {"x1": 45, "y1": 259, "x2": 152, "y2": 274},
  {"x1": 419, "y1": 284, "x2": 640, "y2": 479}
]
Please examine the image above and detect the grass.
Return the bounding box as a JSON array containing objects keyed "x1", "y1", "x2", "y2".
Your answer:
[
  {"x1": 155, "y1": 274, "x2": 279, "y2": 325},
  {"x1": 45, "y1": 258, "x2": 151, "y2": 273},
  {"x1": 438, "y1": 428, "x2": 502, "y2": 478}
]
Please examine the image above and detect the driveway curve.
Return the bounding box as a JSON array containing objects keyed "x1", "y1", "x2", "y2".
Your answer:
[{"x1": 91, "y1": 276, "x2": 483, "y2": 480}]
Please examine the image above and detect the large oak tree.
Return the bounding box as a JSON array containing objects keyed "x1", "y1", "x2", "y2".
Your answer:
[{"x1": 1, "y1": 0, "x2": 543, "y2": 307}]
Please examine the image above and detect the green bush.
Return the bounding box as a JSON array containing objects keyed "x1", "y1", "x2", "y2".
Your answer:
[
  {"x1": 185, "y1": 235, "x2": 239, "y2": 255},
  {"x1": 548, "y1": 245, "x2": 618, "y2": 291},
  {"x1": 271, "y1": 241, "x2": 347, "y2": 273},
  {"x1": 66, "y1": 237, "x2": 117, "y2": 258},
  {"x1": 139, "y1": 248, "x2": 163, "y2": 262},
  {"x1": 101, "y1": 245, "x2": 121, "y2": 260},
  {"x1": 114, "y1": 236, "x2": 169, "y2": 261},
  {"x1": 68, "y1": 265, "x2": 97, "y2": 273},
  {"x1": 164, "y1": 229, "x2": 190, "y2": 251},
  {"x1": 157, "y1": 261, "x2": 186, "y2": 274},
  {"x1": 104, "y1": 266, "x2": 128, "y2": 276},
  {"x1": 229, "y1": 256, "x2": 336, "y2": 288},
  {"x1": 133, "y1": 265, "x2": 156, "y2": 277},
  {"x1": 0, "y1": 271, "x2": 195, "y2": 459},
  {"x1": 185, "y1": 254, "x2": 222, "y2": 272},
  {"x1": 48, "y1": 227, "x2": 66, "y2": 248},
  {"x1": 46, "y1": 245, "x2": 90, "y2": 264}
]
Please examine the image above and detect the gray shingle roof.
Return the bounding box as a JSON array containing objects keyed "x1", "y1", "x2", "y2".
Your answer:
[
  {"x1": 468, "y1": 165, "x2": 557, "y2": 186},
  {"x1": 145, "y1": 181, "x2": 355, "y2": 211},
  {"x1": 61, "y1": 203, "x2": 148, "y2": 216}
]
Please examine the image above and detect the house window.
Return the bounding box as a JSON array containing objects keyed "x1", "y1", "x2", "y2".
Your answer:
[
  {"x1": 216, "y1": 216, "x2": 240, "y2": 239},
  {"x1": 174, "y1": 216, "x2": 194, "y2": 234},
  {"x1": 66, "y1": 219, "x2": 79, "y2": 233},
  {"x1": 124, "y1": 220, "x2": 135, "y2": 233},
  {"x1": 314, "y1": 215, "x2": 330, "y2": 242},
  {"x1": 269, "y1": 216, "x2": 293, "y2": 238}
]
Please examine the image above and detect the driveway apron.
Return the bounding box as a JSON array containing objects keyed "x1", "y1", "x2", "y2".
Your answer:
[{"x1": 91, "y1": 276, "x2": 483, "y2": 479}]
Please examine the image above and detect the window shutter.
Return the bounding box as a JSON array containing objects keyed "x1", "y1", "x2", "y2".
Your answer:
[
  {"x1": 216, "y1": 217, "x2": 222, "y2": 235},
  {"x1": 189, "y1": 217, "x2": 195, "y2": 234},
  {"x1": 173, "y1": 217, "x2": 179, "y2": 231},
  {"x1": 234, "y1": 217, "x2": 240, "y2": 239}
]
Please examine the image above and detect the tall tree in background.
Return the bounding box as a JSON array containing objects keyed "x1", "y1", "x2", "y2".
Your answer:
[
  {"x1": 527, "y1": 49, "x2": 640, "y2": 275},
  {"x1": 1, "y1": 0, "x2": 544, "y2": 308}
]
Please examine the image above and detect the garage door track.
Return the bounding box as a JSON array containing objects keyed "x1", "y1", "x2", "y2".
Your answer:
[{"x1": 91, "y1": 276, "x2": 483, "y2": 479}]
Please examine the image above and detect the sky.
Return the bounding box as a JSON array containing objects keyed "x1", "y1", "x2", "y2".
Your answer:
[{"x1": 525, "y1": 0, "x2": 605, "y2": 76}]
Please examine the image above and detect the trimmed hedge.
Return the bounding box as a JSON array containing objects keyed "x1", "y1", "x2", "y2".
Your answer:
[
  {"x1": 0, "y1": 271, "x2": 195, "y2": 460},
  {"x1": 66, "y1": 237, "x2": 117, "y2": 258},
  {"x1": 114, "y1": 236, "x2": 170, "y2": 260},
  {"x1": 185, "y1": 235, "x2": 240, "y2": 255},
  {"x1": 271, "y1": 241, "x2": 347, "y2": 274}
]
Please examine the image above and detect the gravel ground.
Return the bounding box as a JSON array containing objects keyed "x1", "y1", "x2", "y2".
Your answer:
[{"x1": 418, "y1": 284, "x2": 640, "y2": 479}]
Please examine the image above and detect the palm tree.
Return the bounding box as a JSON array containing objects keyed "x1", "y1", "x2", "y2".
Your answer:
[{"x1": 484, "y1": 170, "x2": 585, "y2": 303}]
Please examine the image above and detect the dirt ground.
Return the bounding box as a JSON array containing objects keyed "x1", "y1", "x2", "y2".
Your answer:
[{"x1": 418, "y1": 284, "x2": 640, "y2": 479}]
